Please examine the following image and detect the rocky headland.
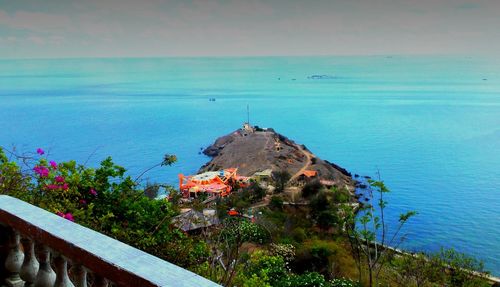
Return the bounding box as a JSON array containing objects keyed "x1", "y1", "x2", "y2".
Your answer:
[{"x1": 200, "y1": 125, "x2": 355, "y2": 192}]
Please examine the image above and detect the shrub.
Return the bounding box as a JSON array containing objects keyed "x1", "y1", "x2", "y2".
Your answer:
[
  {"x1": 246, "y1": 181, "x2": 266, "y2": 202},
  {"x1": 292, "y1": 240, "x2": 341, "y2": 276},
  {"x1": 301, "y1": 180, "x2": 323, "y2": 198},
  {"x1": 220, "y1": 217, "x2": 271, "y2": 245},
  {"x1": 309, "y1": 192, "x2": 330, "y2": 216},
  {"x1": 243, "y1": 274, "x2": 271, "y2": 287},
  {"x1": 270, "y1": 243, "x2": 296, "y2": 262},
  {"x1": 310, "y1": 243, "x2": 334, "y2": 267},
  {"x1": 330, "y1": 278, "x2": 361, "y2": 287},
  {"x1": 429, "y1": 248, "x2": 491, "y2": 287},
  {"x1": 244, "y1": 251, "x2": 288, "y2": 286},
  {"x1": 270, "y1": 196, "x2": 284, "y2": 210},
  {"x1": 272, "y1": 170, "x2": 291, "y2": 193},
  {"x1": 291, "y1": 227, "x2": 307, "y2": 243},
  {"x1": 143, "y1": 183, "x2": 160, "y2": 199},
  {"x1": 316, "y1": 210, "x2": 339, "y2": 230},
  {"x1": 332, "y1": 188, "x2": 350, "y2": 203},
  {"x1": 277, "y1": 272, "x2": 328, "y2": 287}
]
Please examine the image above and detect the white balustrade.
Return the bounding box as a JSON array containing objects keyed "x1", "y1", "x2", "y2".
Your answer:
[
  {"x1": 54, "y1": 255, "x2": 74, "y2": 287},
  {"x1": 20, "y1": 238, "x2": 39, "y2": 287},
  {"x1": 34, "y1": 245, "x2": 56, "y2": 287},
  {"x1": 5, "y1": 229, "x2": 24, "y2": 287},
  {"x1": 69, "y1": 265, "x2": 87, "y2": 287},
  {"x1": 0, "y1": 195, "x2": 220, "y2": 287}
]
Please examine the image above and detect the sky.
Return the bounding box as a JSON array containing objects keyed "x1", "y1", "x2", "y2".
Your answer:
[{"x1": 0, "y1": 0, "x2": 499, "y2": 58}]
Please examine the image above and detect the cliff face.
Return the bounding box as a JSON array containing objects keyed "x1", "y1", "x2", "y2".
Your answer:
[{"x1": 200, "y1": 127, "x2": 355, "y2": 190}]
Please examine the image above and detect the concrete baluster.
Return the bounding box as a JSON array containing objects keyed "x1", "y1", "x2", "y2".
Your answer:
[
  {"x1": 34, "y1": 245, "x2": 56, "y2": 287},
  {"x1": 94, "y1": 275, "x2": 108, "y2": 287},
  {"x1": 54, "y1": 255, "x2": 75, "y2": 287},
  {"x1": 4, "y1": 228, "x2": 24, "y2": 287},
  {"x1": 69, "y1": 264, "x2": 87, "y2": 287},
  {"x1": 20, "y1": 238, "x2": 40, "y2": 287}
]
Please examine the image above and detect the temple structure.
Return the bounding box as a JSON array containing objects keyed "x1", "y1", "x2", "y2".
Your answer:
[{"x1": 178, "y1": 168, "x2": 249, "y2": 198}]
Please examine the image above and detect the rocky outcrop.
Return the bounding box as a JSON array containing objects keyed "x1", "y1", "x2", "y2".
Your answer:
[{"x1": 200, "y1": 126, "x2": 355, "y2": 190}]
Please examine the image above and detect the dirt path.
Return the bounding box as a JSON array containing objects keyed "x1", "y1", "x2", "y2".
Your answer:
[
  {"x1": 290, "y1": 146, "x2": 313, "y2": 181},
  {"x1": 250, "y1": 197, "x2": 270, "y2": 209},
  {"x1": 283, "y1": 146, "x2": 313, "y2": 201}
]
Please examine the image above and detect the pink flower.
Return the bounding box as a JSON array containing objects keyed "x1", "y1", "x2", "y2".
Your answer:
[
  {"x1": 33, "y1": 166, "x2": 49, "y2": 177},
  {"x1": 46, "y1": 184, "x2": 59, "y2": 190},
  {"x1": 36, "y1": 148, "x2": 45, "y2": 155},
  {"x1": 62, "y1": 183, "x2": 69, "y2": 190},
  {"x1": 55, "y1": 176, "x2": 65, "y2": 183},
  {"x1": 56, "y1": 212, "x2": 74, "y2": 222},
  {"x1": 79, "y1": 199, "x2": 87, "y2": 205},
  {"x1": 89, "y1": 188, "x2": 97, "y2": 196},
  {"x1": 64, "y1": 213, "x2": 74, "y2": 222},
  {"x1": 50, "y1": 161, "x2": 57, "y2": 169}
]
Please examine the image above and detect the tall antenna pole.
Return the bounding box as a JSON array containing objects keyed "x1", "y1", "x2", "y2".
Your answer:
[{"x1": 247, "y1": 104, "x2": 250, "y2": 125}]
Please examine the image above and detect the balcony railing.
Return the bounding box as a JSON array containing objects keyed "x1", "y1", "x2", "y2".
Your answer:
[{"x1": 0, "y1": 195, "x2": 220, "y2": 287}]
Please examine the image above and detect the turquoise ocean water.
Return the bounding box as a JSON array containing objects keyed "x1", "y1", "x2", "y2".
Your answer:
[{"x1": 1, "y1": 56, "x2": 499, "y2": 273}]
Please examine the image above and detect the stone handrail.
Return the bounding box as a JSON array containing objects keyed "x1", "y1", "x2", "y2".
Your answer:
[{"x1": 0, "y1": 195, "x2": 220, "y2": 287}]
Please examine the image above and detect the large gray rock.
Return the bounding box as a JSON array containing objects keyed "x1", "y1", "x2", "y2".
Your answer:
[{"x1": 199, "y1": 127, "x2": 354, "y2": 189}]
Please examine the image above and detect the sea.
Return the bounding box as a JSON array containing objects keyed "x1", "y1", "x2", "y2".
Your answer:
[{"x1": 1, "y1": 56, "x2": 499, "y2": 273}]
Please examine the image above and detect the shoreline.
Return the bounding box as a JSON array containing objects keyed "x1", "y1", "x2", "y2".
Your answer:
[{"x1": 363, "y1": 241, "x2": 500, "y2": 284}]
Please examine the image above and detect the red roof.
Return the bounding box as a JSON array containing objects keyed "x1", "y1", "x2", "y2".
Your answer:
[
  {"x1": 228, "y1": 210, "x2": 239, "y2": 216},
  {"x1": 301, "y1": 170, "x2": 318, "y2": 178}
]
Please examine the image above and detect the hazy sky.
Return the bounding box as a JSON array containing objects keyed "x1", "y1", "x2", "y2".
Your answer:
[{"x1": 1, "y1": 0, "x2": 499, "y2": 58}]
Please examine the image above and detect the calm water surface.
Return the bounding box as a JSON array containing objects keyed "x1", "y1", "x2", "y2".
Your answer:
[{"x1": 1, "y1": 56, "x2": 499, "y2": 273}]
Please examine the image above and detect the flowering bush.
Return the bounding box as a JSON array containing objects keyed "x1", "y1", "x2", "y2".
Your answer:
[
  {"x1": 277, "y1": 272, "x2": 328, "y2": 287},
  {"x1": 0, "y1": 147, "x2": 208, "y2": 268},
  {"x1": 56, "y1": 211, "x2": 74, "y2": 221},
  {"x1": 220, "y1": 217, "x2": 271, "y2": 245},
  {"x1": 269, "y1": 243, "x2": 296, "y2": 262}
]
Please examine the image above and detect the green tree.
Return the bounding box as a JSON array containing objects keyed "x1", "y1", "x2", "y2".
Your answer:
[
  {"x1": 202, "y1": 218, "x2": 271, "y2": 286},
  {"x1": 301, "y1": 180, "x2": 323, "y2": 198},
  {"x1": 342, "y1": 179, "x2": 416, "y2": 287},
  {"x1": 0, "y1": 147, "x2": 33, "y2": 200},
  {"x1": 317, "y1": 210, "x2": 339, "y2": 230},
  {"x1": 272, "y1": 170, "x2": 291, "y2": 193},
  {"x1": 245, "y1": 181, "x2": 266, "y2": 203},
  {"x1": 270, "y1": 196, "x2": 284, "y2": 210}
]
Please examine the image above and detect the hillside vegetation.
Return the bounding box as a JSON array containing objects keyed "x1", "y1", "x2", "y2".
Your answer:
[{"x1": 0, "y1": 147, "x2": 493, "y2": 287}]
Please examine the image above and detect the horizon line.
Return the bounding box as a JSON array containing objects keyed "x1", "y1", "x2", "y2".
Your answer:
[{"x1": 0, "y1": 52, "x2": 482, "y2": 61}]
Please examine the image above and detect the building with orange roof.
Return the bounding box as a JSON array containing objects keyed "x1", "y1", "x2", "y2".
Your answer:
[
  {"x1": 297, "y1": 169, "x2": 318, "y2": 184},
  {"x1": 178, "y1": 168, "x2": 249, "y2": 198},
  {"x1": 301, "y1": 170, "x2": 318, "y2": 178}
]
